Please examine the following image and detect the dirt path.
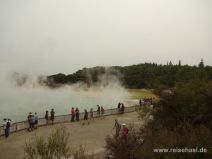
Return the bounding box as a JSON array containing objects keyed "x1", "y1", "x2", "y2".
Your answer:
[{"x1": 0, "y1": 112, "x2": 141, "y2": 159}]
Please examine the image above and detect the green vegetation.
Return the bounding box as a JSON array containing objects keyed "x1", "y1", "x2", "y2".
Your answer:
[
  {"x1": 127, "y1": 89, "x2": 159, "y2": 100},
  {"x1": 24, "y1": 126, "x2": 94, "y2": 159},
  {"x1": 105, "y1": 80, "x2": 212, "y2": 159},
  {"x1": 35, "y1": 59, "x2": 212, "y2": 159},
  {"x1": 42, "y1": 59, "x2": 212, "y2": 90}
]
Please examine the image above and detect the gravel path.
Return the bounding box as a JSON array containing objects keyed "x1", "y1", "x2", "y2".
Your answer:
[{"x1": 0, "y1": 112, "x2": 141, "y2": 159}]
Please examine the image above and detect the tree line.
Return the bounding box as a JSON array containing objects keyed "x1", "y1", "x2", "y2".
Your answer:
[{"x1": 43, "y1": 59, "x2": 212, "y2": 89}]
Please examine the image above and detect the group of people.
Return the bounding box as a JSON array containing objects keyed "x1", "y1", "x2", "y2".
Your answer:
[
  {"x1": 139, "y1": 97, "x2": 154, "y2": 106},
  {"x1": 70, "y1": 107, "x2": 80, "y2": 122},
  {"x1": 70, "y1": 105, "x2": 105, "y2": 125},
  {"x1": 26, "y1": 109, "x2": 55, "y2": 132},
  {"x1": 97, "y1": 105, "x2": 105, "y2": 118},
  {"x1": 82, "y1": 105, "x2": 104, "y2": 125},
  {"x1": 27, "y1": 112, "x2": 38, "y2": 131},
  {"x1": 26, "y1": 109, "x2": 54, "y2": 132},
  {"x1": 2, "y1": 103, "x2": 125, "y2": 137},
  {"x1": 45, "y1": 109, "x2": 55, "y2": 125},
  {"x1": 2, "y1": 118, "x2": 11, "y2": 138},
  {"x1": 117, "y1": 102, "x2": 125, "y2": 114},
  {"x1": 113, "y1": 119, "x2": 129, "y2": 139}
]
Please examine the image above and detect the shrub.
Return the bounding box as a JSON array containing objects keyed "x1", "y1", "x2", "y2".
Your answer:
[
  {"x1": 24, "y1": 126, "x2": 94, "y2": 159},
  {"x1": 105, "y1": 125, "x2": 143, "y2": 159}
]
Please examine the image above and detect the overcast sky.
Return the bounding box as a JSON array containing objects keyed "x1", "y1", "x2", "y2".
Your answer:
[{"x1": 0, "y1": 0, "x2": 212, "y2": 75}]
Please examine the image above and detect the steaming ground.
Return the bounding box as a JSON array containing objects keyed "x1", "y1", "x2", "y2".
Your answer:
[{"x1": 0, "y1": 72, "x2": 131, "y2": 122}]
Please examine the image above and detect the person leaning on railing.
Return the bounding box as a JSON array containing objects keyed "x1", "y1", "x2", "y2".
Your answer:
[
  {"x1": 2, "y1": 118, "x2": 7, "y2": 138},
  {"x1": 0, "y1": 105, "x2": 137, "y2": 136}
]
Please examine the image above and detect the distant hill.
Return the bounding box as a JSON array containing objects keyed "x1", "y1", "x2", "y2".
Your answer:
[{"x1": 42, "y1": 61, "x2": 212, "y2": 89}]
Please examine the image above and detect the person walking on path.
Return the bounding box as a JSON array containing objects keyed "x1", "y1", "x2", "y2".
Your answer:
[
  {"x1": 50, "y1": 109, "x2": 55, "y2": 125},
  {"x1": 97, "y1": 105, "x2": 100, "y2": 118},
  {"x1": 101, "y1": 106, "x2": 105, "y2": 119},
  {"x1": 45, "y1": 110, "x2": 49, "y2": 125},
  {"x1": 121, "y1": 123, "x2": 129, "y2": 138},
  {"x1": 113, "y1": 119, "x2": 121, "y2": 138},
  {"x1": 89, "y1": 108, "x2": 94, "y2": 122},
  {"x1": 71, "y1": 107, "x2": 75, "y2": 122},
  {"x1": 82, "y1": 109, "x2": 89, "y2": 125},
  {"x1": 75, "y1": 107, "x2": 80, "y2": 121}
]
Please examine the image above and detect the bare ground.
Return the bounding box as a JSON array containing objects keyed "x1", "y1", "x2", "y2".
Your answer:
[{"x1": 0, "y1": 112, "x2": 141, "y2": 159}]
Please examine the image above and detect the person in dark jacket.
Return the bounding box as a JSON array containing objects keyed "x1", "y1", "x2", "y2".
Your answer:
[
  {"x1": 97, "y1": 105, "x2": 100, "y2": 118},
  {"x1": 45, "y1": 110, "x2": 49, "y2": 125},
  {"x1": 50, "y1": 109, "x2": 55, "y2": 125},
  {"x1": 2, "y1": 118, "x2": 7, "y2": 138},
  {"x1": 27, "y1": 112, "x2": 33, "y2": 131},
  {"x1": 101, "y1": 106, "x2": 105, "y2": 119},
  {"x1": 5, "y1": 119, "x2": 11, "y2": 138},
  {"x1": 75, "y1": 107, "x2": 80, "y2": 121},
  {"x1": 117, "y1": 102, "x2": 121, "y2": 114},
  {"x1": 82, "y1": 109, "x2": 89, "y2": 125},
  {"x1": 121, "y1": 103, "x2": 125, "y2": 114}
]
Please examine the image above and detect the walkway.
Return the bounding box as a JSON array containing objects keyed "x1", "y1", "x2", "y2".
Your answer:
[{"x1": 0, "y1": 112, "x2": 141, "y2": 159}]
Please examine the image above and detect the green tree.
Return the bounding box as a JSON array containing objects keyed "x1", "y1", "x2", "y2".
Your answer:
[{"x1": 199, "y1": 58, "x2": 205, "y2": 68}]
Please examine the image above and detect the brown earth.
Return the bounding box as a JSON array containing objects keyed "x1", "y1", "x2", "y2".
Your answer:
[{"x1": 0, "y1": 112, "x2": 141, "y2": 159}]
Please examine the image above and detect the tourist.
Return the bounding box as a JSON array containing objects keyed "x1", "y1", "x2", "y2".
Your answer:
[
  {"x1": 113, "y1": 119, "x2": 121, "y2": 138},
  {"x1": 101, "y1": 106, "x2": 105, "y2": 119},
  {"x1": 27, "y1": 112, "x2": 33, "y2": 131},
  {"x1": 89, "y1": 108, "x2": 94, "y2": 121},
  {"x1": 71, "y1": 107, "x2": 75, "y2": 122},
  {"x1": 121, "y1": 123, "x2": 129, "y2": 138},
  {"x1": 75, "y1": 107, "x2": 80, "y2": 121},
  {"x1": 45, "y1": 110, "x2": 49, "y2": 125},
  {"x1": 34, "y1": 112, "x2": 38, "y2": 129},
  {"x1": 5, "y1": 119, "x2": 11, "y2": 138},
  {"x1": 50, "y1": 109, "x2": 55, "y2": 125},
  {"x1": 139, "y1": 98, "x2": 142, "y2": 107},
  {"x1": 97, "y1": 105, "x2": 100, "y2": 118},
  {"x1": 2, "y1": 118, "x2": 7, "y2": 138},
  {"x1": 31, "y1": 114, "x2": 35, "y2": 129},
  {"x1": 121, "y1": 103, "x2": 125, "y2": 114},
  {"x1": 117, "y1": 102, "x2": 121, "y2": 114},
  {"x1": 82, "y1": 109, "x2": 89, "y2": 125}
]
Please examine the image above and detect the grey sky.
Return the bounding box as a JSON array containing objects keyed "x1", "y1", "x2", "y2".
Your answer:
[{"x1": 0, "y1": 0, "x2": 212, "y2": 75}]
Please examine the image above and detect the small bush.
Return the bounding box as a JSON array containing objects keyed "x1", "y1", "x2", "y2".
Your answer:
[
  {"x1": 72, "y1": 145, "x2": 94, "y2": 159},
  {"x1": 24, "y1": 126, "x2": 94, "y2": 159},
  {"x1": 105, "y1": 125, "x2": 143, "y2": 159}
]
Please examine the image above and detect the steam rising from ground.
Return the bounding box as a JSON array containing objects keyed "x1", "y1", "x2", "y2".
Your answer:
[{"x1": 0, "y1": 68, "x2": 131, "y2": 122}]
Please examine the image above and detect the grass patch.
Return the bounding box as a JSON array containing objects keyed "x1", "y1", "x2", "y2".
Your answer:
[{"x1": 127, "y1": 89, "x2": 159, "y2": 100}]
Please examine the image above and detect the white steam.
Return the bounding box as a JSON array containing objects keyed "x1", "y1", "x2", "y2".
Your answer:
[{"x1": 0, "y1": 68, "x2": 130, "y2": 122}]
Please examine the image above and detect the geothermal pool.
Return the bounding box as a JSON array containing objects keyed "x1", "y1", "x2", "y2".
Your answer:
[{"x1": 0, "y1": 75, "x2": 133, "y2": 122}]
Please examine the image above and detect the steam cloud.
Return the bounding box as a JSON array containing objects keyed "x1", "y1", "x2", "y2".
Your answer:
[{"x1": 0, "y1": 67, "x2": 131, "y2": 122}]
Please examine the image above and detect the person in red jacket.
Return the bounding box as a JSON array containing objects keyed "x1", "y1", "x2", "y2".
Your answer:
[{"x1": 121, "y1": 123, "x2": 129, "y2": 138}]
